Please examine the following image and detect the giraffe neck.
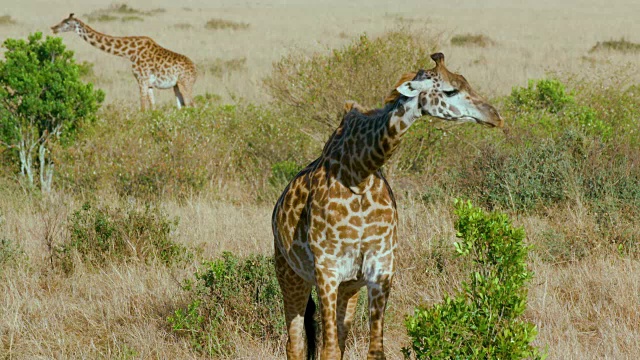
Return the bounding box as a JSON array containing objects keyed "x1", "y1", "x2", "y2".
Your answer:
[
  {"x1": 74, "y1": 20, "x2": 137, "y2": 61},
  {"x1": 329, "y1": 96, "x2": 421, "y2": 189}
]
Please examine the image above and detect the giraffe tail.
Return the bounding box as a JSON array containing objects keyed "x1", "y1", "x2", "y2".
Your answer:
[{"x1": 304, "y1": 294, "x2": 317, "y2": 360}]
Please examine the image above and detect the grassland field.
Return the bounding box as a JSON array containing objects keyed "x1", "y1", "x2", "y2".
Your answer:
[{"x1": 1, "y1": 0, "x2": 640, "y2": 359}]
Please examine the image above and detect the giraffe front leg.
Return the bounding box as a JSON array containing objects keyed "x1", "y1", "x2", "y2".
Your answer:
[
  {"x1": 366, "y1": 274, "x2": 393, "y2": 360},
  {"x1": 275, "y1": 244, "x2": 314, "y2": 360},
  {"x1": 316, "y1": 267, "x2": 341, "y2": 360},
  {"x1": 336, "y1": 283, "x2": 361, "y2": 357},
  {"x1": 147, "y1": 87, "x2": 155, "y2": 109},
  {"x1": 138, "y1": 82, "x2": 150, "y2": 111}
]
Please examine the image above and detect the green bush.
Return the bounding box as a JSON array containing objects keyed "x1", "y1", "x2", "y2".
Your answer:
[
  {"x1": 0, "y1": 238, "x2": 25, "y2": 269},
  {"x1": 403, "y1": 200, "x2": 543, "y2": 360},
  {"x1": 269, "y1": 160, "x2": 302, "y2": 188},
  {"x1": 458, "y1": 137, "x2": 573, "y2": 212},
  {"x1": 57, "y1": 103, "x2": 315, "y2": 201},
  {"x1": 0, "y1": 32, "x2": 104, "y2": 192},
  {"x1": 168, "y1": 252, "x2": 284, "y2": 355},
  {"x1": 509, "y1": 78, "x2": 574, "y2": 114},
  {"x1": 56, "y1": 202, "x2": 190, "y2": 272},
  {"x1": 264, "y1": 31, "x2": 438, "y2": 135}
]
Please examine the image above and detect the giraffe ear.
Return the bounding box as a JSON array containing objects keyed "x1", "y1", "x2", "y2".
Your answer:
[{"x1": 396, "y1": 81, "x2": 423, "y2": 98}]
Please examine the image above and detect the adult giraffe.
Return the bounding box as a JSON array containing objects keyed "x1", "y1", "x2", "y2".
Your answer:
[
  {"x1": 272, "y1": 53, "x2": 503, "y2": 360},
  {"x1": 51, "y1": 13, "x2": 196, "y2": 110}
]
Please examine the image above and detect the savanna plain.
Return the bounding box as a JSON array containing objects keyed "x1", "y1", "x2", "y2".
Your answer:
[{"x1": 1, "y1": 0, "x2": 640, "y2": 359}]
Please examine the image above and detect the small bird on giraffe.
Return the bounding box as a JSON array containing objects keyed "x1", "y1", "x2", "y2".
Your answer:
[{"x1": 51, "y1": 13, "x2": 197, "y2": 110}]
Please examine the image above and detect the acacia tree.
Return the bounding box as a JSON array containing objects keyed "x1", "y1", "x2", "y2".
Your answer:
[{"x1": 0, "y1": 32, "x2": 104, "y2": 192}]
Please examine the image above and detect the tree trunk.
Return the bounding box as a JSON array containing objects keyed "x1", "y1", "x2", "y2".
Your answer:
[{"x1": 39, "y1": 142, "x2": 54, "y2": 193}]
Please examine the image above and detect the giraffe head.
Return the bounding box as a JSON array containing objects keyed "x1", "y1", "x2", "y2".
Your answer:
[
  {"x1": 391, "y1": 53, "x2": 504, "y2": 128},
  {"x1": 51, "y1": 13, "x2": 81, "y2": 34}
]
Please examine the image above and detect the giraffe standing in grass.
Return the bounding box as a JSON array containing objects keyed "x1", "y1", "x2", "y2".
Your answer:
[
  {"x1": 51, "y1": 13, "x2": 197, "y2": 110},
  {"x1": 272, "y1": 53, "x2": 504, "y2": 360}
]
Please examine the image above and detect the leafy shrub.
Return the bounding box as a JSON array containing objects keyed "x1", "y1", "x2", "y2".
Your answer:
[
  {"x1": 168, "y1": 252, "x2": 284, "y2": 355},
  {"x1": 57, "y1": 103, "x2": 315, "y2": 201},
  {"x1": 509, "y1": 78, "x2": 574, "y2": 114},
  {"x1": 403, "y1": 200, "x2": 543, "y2": 360},
  {"x1": 0, "y1": 238, "x2": 25, "y2": 269},
  {"x1": 56, "y1": 202, "x2": 190, "y2": 272},
  {"x1": 269, "y1": 160, "x2": 302, "y2": 187},
  {"x1": 0, "y1": 32, "x2": 104, "y2": 192},
  {"x1": 457, "y1": 137, "x2": 573, "y2": 212},
  {"x1": 264, "y1": 31, "x2": 438, "y2": 135}
]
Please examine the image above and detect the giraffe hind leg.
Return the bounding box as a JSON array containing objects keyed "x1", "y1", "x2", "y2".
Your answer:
[
  {"x1": 173, "y1": 85, "x2": 185, "y2": 109},
  {"x1": 176, "y1": 78, "x2": 195, "y2": 107}
]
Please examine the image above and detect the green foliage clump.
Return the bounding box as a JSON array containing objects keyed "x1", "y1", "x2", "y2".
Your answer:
[
  {"x1": 458, "y1": 136, "x2": 573, "y2": 212},
  {"x1": 269, "y1": 160, "x2": 302, "y2": 187},
  {"x1": 0, "y1": 238, "x2": 25, "y2": 269},
  {"x1": 57, "y1": 103, "x2": 314, "y2": 201},
  {"x1": 509, "y1": 78, "x2": 574, "y2": 114},
  {"x1": 264, "y1": 31, "x2": 438, "y2": 134},
  {"x1": 403, "y1": 200, "x2": 543, "y2": 360},
  {"x1": 168, "y1": 252, "x2": 283, "y2": 355},
  {"x1": 56, "y1": 202, "x2": 190, "y2": 272},
  {"x1": 0, "y1": 32, "x2": 104, "y2": 192}
]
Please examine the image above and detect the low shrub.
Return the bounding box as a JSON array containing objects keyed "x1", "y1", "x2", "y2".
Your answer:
[
  {"x1": 508, "y1": 78, "x2": 574, "y2": 114},
  {"x1": 590, "y1": 38, "x2": 640, "y2": 53},
  {"x1": 56, "y1": 202, "x2": 190, "y2": 272},
  {"x1": 204, "y1": 18, "x2": 249, "y2": 30},
  {"x1": 403, "y1": 200, "x2": 543, "y2": 360},
  {"x1": 0, "y1": 238, "x2": 25, "y2": 269},
  {"x1": 269, "y1": 160, "x2": 302, "y2": 188},
  {"x1": 457, "y1": 136, "x2": 573, "y2": 212},
  {"x1": 168, "y1": 252, "x2": 284, "y2": 355},
  {"x1": 57, "y1": 103, "x2": 315, "y2": 201},
  {"x1": 450, "y1": 33, "x2": 496, "y2": 47},
  {"x1": 264, "y1": 31, "x2": 438, "y2": 135},
  {"x1": 0, "y1": 15, "x2": 17, "y2": 25}
]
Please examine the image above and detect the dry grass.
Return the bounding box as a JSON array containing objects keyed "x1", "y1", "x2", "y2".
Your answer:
[
  {"x1": 1, "y1": 190, "x2": 639, "y2": 359},
  {"x1": 2, "y1": 0, "x2": 635, "y2": 106},
  {"x1": 1, "y1": 0, "x2": 640, "y2": 358}
]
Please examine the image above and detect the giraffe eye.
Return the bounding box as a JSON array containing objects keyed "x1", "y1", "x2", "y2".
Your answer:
[{"x1": 443, "y1": 89, "x2": 459, "y2": 97}]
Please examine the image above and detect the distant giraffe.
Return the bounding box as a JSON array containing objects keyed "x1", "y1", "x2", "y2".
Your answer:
[
  {"x1": 51, "y1": 13, "x2": 197, "y2": 110},
  {"x1": 272, "y1": 53, "x2": 503, "y2": 360}
]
